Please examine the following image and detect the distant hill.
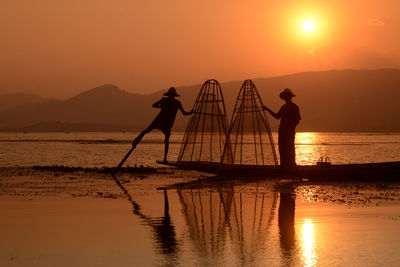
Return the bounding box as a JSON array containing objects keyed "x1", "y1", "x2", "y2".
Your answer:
[
  {"x1": 0, "y1": 121, "x2": 134, "y2": 132},
  {"x1": 1, "y1": 69, "x2": 399, "y2": 132},
  {"x1": 0, "y1": 93, "x2": 52, "y2": 112},
  {"x1": 0, "y1": 84, "x2": 159, "y2": 131}
]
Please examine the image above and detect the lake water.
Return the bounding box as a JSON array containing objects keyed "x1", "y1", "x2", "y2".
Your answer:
[
  {"x1": 0, "y1": 132, "x2": 400, "y2": 167},
  {"x1": 1, "y1": 132, "x2": 400, "y2": 266},
  {"x1": 1, "y1": 172, "x2": 400, "y2": 267}
]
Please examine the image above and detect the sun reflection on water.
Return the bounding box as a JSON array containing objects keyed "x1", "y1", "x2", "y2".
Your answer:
[
  {"x1": 296, "y1": 132, "x2": 318, "y2": 145},
  {"x1": 296, "y1": 132, "x2": 319, "y2": 165},
  {"x1": 300, "y1": 219, "x2": 318, "y2": 267},
  {"x1": 296, "y1": 132, "x2": 326, "y2": 165}
]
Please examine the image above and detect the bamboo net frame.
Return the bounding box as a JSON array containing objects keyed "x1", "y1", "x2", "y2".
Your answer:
[
  {"x1": 222, "y1": 80, "x2": 278, "y2": 165},
  {"x1": 178, "y1": 79, "x2": 233, "y2": 163}
]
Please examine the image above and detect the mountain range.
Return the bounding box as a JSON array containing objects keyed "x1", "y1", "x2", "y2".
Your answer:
[{"x1": 1, "y1": 69, "x2": 399, "y2": 132}]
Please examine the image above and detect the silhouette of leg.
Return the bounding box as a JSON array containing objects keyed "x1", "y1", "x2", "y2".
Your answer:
[
  {"x1": 278, "y1": 132, "x2": 287, "y2": 170},
  {"x1": 163, "y1": 130, "x2": 171, "y2": 162},
  {"x1": 287, "y1": 132, "x2": 296, "y2": 170},
  {"x1": 132, "y1": 126, "x2": 153, "y2": 148}
]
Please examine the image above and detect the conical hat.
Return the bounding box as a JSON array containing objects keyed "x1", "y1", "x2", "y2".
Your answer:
[
  {"x1": 281, "y1": 88, "x2": 296, "y2": 97},
  {"x1": 164, "y1": 87, "x2": 180, "y2": 97}
]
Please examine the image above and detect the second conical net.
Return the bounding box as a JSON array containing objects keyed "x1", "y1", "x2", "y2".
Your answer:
[
  {"x1": 178, "y1": 79, "x2": 233, "y2": 163},
  {"x1": 222, "y1": 80, "x2": 278, "y2": 165}
]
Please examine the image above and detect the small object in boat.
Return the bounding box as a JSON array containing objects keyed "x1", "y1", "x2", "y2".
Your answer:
[{"x1": 317, "y1": 156, "x2": 332, "y2": 166}]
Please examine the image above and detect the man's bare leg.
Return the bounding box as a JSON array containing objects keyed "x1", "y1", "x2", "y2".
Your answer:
[
  {"x1": 163, "y1": 131, "x2": 171, "y2": 162},
  {"x1": 132, "y1": 127, "x2": 153, "y2": 148}
]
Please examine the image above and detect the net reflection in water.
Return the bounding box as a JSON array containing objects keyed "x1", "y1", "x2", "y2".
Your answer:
[{"x1": 177, "y1": 185, "x2": 278, "y2": 265}]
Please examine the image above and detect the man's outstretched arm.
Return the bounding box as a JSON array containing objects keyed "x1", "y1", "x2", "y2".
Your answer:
[
  {"x1": 179, "y1": 102, "x2": 194, "y2": 116},
  {"x1": 262, "y1": 106, "x2": 280, "y2": 120}
]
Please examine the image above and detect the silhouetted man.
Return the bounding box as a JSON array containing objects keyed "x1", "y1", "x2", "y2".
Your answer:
[
  {"x1": 132, "y1": 87, "x2": 193, "y2": 162},
  {"x1": 263, "y1": 88, "x2": 301, "y2": 171}
]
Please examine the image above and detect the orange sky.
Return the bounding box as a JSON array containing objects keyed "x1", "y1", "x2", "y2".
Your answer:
[{"x1": 1, "y1": 0, "x2": 399, "y2": 98}]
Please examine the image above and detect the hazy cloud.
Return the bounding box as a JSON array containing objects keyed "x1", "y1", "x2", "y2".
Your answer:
[
  {"x1": 368, "y1": 18, "x2": 385, "y2": 26},
  {"x1": 309, "y1": 42, "x2": 330, "y2": 56}
]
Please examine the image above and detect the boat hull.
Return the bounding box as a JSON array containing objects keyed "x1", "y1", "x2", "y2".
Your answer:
[{"x1": 158, "y1": 161, "x2": 400, "y2": 180}]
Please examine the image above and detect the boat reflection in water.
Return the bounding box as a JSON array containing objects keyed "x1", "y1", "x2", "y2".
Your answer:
[
  {"x1": 118, "y1": 178, "x2": 323, "y2": 266},
  {"x1": 113, "y1": 175, "x2": 400, "y2": 266},
  {"x1": 120, "y1": 179, "x2": 311, "y2": 266}
]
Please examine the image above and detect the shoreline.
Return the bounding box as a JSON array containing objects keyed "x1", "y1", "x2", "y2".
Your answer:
[{"x1": 0, "y1": 165, "x2": 172, "y2": 175}]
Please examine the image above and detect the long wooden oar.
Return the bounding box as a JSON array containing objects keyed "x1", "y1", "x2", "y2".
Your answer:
[{"x1": 112, "y1": 147, "x2": 134, "y2": 176}]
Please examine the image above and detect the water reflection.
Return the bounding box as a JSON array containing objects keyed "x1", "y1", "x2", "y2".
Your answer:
[
  {"x1": 295, "y1": 132, "x2": 321, "y2": 165},
  {"x1": 116, "y1": 179, "x2": 312, "y2": 266},
  {"x1": 278, "y1": 183, "x2": 297, "y2": 265},
  {"x1": 142, "y1": 189, "x2": 178, "y2": 255},
  {"x1": 177, "y1": 185, "x2": 277, "y2": 266},
  {"x1": 296, "y1": 132, "x2": 318, "y2": 145},
  {"x1": 300, "y1": 219, "x2": 317, "y2": 267},
  {"x1": 278, "y1": 183, "x2": 319, "y2": 267},
  {"x1": 177, "y1": 187, "x2": 232, "y2": 266},
  {"x1": 112, "y1": 179, "x2": 179, "y2": 266},
  {"x1": 115, "y1": 177, "x2": 334, "y2": 266},
  {"x1": 175, "y1": 181, "x2": 301, "y2": 266},
  {"x1": 111, "y1": 178, "x2": 400, "y2": 266}
]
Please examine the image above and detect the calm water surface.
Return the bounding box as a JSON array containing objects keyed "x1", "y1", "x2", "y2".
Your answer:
[
  {"x1": 0, "y1": 132, "x2": 399, "y2": 167},
  {"x1": 1, "y1": 176, "x2": 400, "y2": 267},
  {"x1": 1, "y1": 131, "x2": 400, "y2": 266}
]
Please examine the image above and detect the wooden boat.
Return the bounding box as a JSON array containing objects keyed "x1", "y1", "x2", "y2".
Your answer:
[{"x1": 157, "y1": 160, "x2": 400, "y2": 180}]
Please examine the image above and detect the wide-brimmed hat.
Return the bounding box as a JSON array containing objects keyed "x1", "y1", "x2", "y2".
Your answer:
[
  {"x1": 164, "y1": 87, "x2": 180, "y2": 97},
  {"x1": 280, "y1": 88, "x2": 296, "y2": 97}
]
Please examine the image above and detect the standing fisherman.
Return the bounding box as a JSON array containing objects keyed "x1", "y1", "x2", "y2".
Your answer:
[
  {"x1": 263, "y1": 88, "x2": 301, "y2": 171},
  {"x1": 132, "y1": 87, "x2": 193, "y2": 162}
]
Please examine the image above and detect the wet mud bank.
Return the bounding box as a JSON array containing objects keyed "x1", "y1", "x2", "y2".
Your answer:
[{"x1": 0, "y1": 166, "x2": 205, "y2": 199}]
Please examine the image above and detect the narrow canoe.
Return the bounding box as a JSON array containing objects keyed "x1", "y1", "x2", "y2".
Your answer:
[{"x1": 157, "y1": 161, "x2": 400, "y2": 180}]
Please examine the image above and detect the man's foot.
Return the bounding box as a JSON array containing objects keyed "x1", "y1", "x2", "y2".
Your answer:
[{"x1": 163, "y1": 158, "x2": 168, "y2": 163}]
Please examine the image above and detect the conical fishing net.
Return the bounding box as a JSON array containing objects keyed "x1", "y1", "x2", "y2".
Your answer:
[
  {"x1": 178, "y1": 79, "x2": 233, "y2": 163},
  {"x1": 222, "y1": 80, "x2": 278, "y2": 165}
]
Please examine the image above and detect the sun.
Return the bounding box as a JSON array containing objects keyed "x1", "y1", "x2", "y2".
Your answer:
[{"x1": 303, "y1": 20, "x2": 315, "y2": 32}]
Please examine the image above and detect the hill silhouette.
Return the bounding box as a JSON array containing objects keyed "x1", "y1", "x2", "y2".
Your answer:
[
  {"x1": 0, "y1": 93, "x2": 52, "y2": 112},
  {"x1": 1, "y1": 69, "x2": 399, "y2": 132}
]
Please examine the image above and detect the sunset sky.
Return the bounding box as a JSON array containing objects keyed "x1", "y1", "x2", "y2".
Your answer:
[{"x1": 1, "y1": 0, "x2": 399, "y2": 98}]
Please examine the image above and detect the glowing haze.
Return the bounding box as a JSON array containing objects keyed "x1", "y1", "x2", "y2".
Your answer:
[{"x1": 1, "y1": 0, "x2": 399, "y2": 98}]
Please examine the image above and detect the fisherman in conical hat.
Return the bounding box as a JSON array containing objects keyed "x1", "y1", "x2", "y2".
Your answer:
[
  {"x1": 132, "y1": 87, "x2": 193, "y2": 162},
  {"x1": 263, "y1": 88, "x2": 301, "y2": 171}
]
